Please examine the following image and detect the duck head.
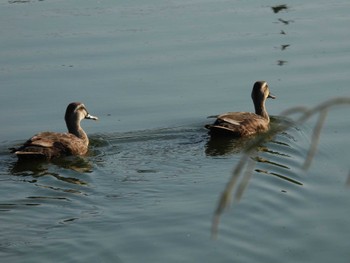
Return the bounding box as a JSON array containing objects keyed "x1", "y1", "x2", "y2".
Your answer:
[
  {"x1": 251, "y1": 81, "x2": 276, "y2": 119},
  {"x1": 65, "y1": 102, "x2": 98, "y2": 137},
  {"x1": 251, "y1": 81, "x2": 276, "y2": 102}
]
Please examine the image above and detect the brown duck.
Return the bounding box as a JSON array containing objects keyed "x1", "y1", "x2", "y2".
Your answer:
[
  {"x1": 205, "y1": 81, "x2": 276, "y2": 137},
  {"x1": 14, "y1": 102, "x2": 98, "y2": 160}
]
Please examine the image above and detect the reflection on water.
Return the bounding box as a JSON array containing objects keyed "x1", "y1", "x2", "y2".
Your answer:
[
  {"x1": 278, "y1": 18, "x2": 293, "y2": 25},
  {"x1": 255, "y1": 168, "x2": 303, "y2": 186},
  {"x1": 8, "y1": 0, "x2": 31, "y2": 3},
  {"x1": 205, "y1": 136, "x2": 250, "y2": 156},
  {"x1": 205, "y1": 121, "x2": 303, "y2": 188},
  {"x1": 271, "y1": 4, "x2": 288, "y2": 14},
  {"x1": 9, "y1": 155, "x2": 94, "y2": 185},
  {"x1": 271, "y1": 4, "x2": 291, "y2": 66},
  {"x1": 254, "y1": 136, "x2": 304, "y2": 186},
  {"x1": 277, "y1": 59, "x2": 288, "y2": 66},
  {"x1": 52, "y1": 156, "x2": 93, "y2": 174},
  {"x1": 280, "y1": 44, "x2": 290, "y2": 50}
]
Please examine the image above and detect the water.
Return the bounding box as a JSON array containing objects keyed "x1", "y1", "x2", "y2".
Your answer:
[{"x1": 1, "y1": 0, "x2": 350, "y2": 262}]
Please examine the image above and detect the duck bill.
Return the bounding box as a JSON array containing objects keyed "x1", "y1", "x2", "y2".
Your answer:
[
  {"x1": 268, "y1": 93, "x2": 276, "y2": 99},
  {"x1": 85, "y1": 113, "x2": 98, "y2": 121}
]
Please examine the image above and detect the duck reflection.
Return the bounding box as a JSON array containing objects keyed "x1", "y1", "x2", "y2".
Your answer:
[
  {"x1": 10, "y1": 155, "x2": 93, "y2": 185},
  {"x1": 205, "y1": 136, "x2": 251, "y2": 156},
  {"x1": 52, "y1": 156, "x2": 93, "y2": 174}
]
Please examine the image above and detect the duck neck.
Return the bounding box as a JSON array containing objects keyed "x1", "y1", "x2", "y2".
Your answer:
[
  {"x1": 66, "y1": 121, "x2": 89, "y2": 144},
  {"x1": 254, "y1": 101, "x2": 270, "y2": 121}
]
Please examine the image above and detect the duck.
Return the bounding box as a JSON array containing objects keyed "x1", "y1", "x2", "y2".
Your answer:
[
  {"x1": 205, "y1": 81, "x2": 276, "y2": 137},
  {"x1": 13, "y1": 102, "x2": 98, "y2": 160}
]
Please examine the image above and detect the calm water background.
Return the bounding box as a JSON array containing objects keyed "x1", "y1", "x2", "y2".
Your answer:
[{"x1": 1, "y1": 0, "x2": 350, "y2": 262}]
